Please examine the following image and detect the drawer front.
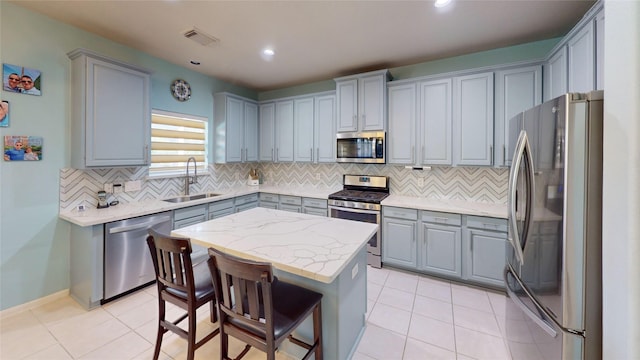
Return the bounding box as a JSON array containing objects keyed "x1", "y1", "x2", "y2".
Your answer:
[
  {"x1": 259, "y1": 202, "x2": 278, "y2": 209},
  {"x1": 466, "y1": 216, "x2": 508, "y2": 233},
  {"x1": 209, "y1": 207, "x2": 234, "y2": 220},
  {"x1": 209, "y1": 199, "x2": 234, "y2": 212},
  {"x1": 279, "y1": 195, "x2": 302, "y2": 206},
  {"x1": 422, "y1": 211, "x2": 462, "y2": 226},
  {"x1": 174, "y1": 215, "x2": 206, "y2": 229},
  {"x1": 174, "y1": 204, "x2": 207, "y2": 221},
  {"x1": 259, "y1": 193, "x2": 279, "y2": 202},
  {"x1": 235, "y1": 193, "x2": 259, "y2": 205},
  {"x1": 302, "y1": 197, "x2": 328, "y2": 209},
  {"x1": 383, "y1": 206, "x2": 418, "y2": 221},
  {"x1": 279, "y1": 204, "x2": 301, "y2": 213}
]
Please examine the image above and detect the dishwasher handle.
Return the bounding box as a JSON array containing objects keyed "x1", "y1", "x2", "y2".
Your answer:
[{"x1": 108, "y1": 215, "x2": 172, "y2": 234}]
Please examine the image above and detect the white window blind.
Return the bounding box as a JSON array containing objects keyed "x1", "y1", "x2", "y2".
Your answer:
[{"x1": 150, "y1": 110, "x2": 207, "y2": 176}]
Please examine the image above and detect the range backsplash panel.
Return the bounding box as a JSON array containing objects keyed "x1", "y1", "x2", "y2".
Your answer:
[{"x1": 60, "y1": 163, "x2": 507, "y2": 211}]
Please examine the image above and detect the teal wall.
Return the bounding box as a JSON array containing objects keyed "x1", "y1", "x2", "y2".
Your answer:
[
  {"x1": 0, "y1": 2, "x2": 560, "y2": 310},
  {"x1": 259, "y1": 38, "x2": 560, "y2": 101},
  {"x1": 0, "y1": 2, "x2": 255, "y2": 310}
]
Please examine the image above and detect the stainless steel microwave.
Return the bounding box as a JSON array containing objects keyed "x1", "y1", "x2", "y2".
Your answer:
[{"x1": 336, "y1": 131, "x2": 385, "y2": 164}]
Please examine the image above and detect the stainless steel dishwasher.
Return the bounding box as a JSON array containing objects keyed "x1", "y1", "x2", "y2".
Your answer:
[{"x1": 103, "y1": 211, "x2": 172, "y2": 301}]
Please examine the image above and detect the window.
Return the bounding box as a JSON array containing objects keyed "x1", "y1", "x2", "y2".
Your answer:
[{"x1": 150, "y1": 110, "x2": 207, "y2": 177}]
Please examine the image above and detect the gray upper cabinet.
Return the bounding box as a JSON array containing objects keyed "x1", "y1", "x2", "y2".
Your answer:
[
  {"x1": 294, "y1": 97, "x2": 315, "y2": 162},
  {"x1": 259, "y1": 102, "x2": 276, "y2": 162},
  {"x1": 244, "y1": 102, "x2": 259, "y2": 162},
  {"x1": 420, "y1": 78, "x2": 453, "y2": 165},
  {"x1": 387, "y1": 78, "x2": 452, "y2": 166},
  {"x1": 68, "y1": 49, "x2": 151, "y2": 169},
  {"x1": 567, "y1": 22, "x2": 595, "y2": 94},
  {"x1": 213, "y1": 93, "x2": 258, "y2": 163},
  {"x1": 387, "y1": 83, "x2": 416, "y2": 164},
  {"x1": 260, "y1": 92, "x2": 335, "y2": 164},
  {"x1": 314, "y1": 94, "x2": 336, "y2": 163},
  {"x1": 544, "y1": 2, "x2": 603, "y2": 101},
  {"x1": 544, "y1": 47, "x2": 568, "y2": 101},
  {"x1": 275, "y1": 100, "x2": 294, "y2": 162},
  {"x1": 595, "y1": 9, "x2": 604, "y2": 90},
  {"x1": 494, "y1": 64, "x2": 542, "y2": 167},
  {"x1": 453, "y1": 72, "x2": 494, "y2": 166},
  {"x1": 335, "y1": 69, "x2": 389, "y2": 132}
]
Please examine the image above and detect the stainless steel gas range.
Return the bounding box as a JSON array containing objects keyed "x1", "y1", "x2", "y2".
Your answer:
[{"x1": 328, "y1": 175, "x2": 389, "y2": 268}]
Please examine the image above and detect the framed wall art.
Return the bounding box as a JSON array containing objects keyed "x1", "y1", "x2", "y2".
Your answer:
[
  {"x1": 4, "y1": 135, "x2": 43, "y2": 161},
  {"x1": 3, "y1": 63, "x2": 41, "y2": 96},
  {"x1": 0, "y1": 101, "x2": 8, "y2": 127}
]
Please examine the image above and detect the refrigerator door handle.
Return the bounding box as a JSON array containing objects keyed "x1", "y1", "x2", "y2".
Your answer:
[
  {"x1": 504, "y1": 265, "x2": 558, "y2": 338},
  {"x1": 507, "y1": 130, "x2": 534, "y2": 265}
]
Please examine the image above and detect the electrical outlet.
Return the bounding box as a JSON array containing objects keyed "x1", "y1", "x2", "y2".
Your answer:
[
  {"x1": 418, "y1": 178, "x2": 425, "y2": 187},
  {"x1": 316, "y1": 173, "x2": 321, "y2": 180},
  {"x1": 113, "y1": 183, "x2": 123, "y2": 194},
  {"x1": 103, "y1": 183, "x2": 113, "y2": 193}
]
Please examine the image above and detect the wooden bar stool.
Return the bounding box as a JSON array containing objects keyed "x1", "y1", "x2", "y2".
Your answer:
[
  {"x1": 146, "y1": 229, "x2": 219, "y2": 360},
  {"x1": 207, "y1": 247, "x2": 323, "y2": 360}
]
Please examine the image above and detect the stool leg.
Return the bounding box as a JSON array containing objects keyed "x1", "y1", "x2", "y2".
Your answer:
[
  {"x1": 187, "y1": 306, "x2": 197, "y2": 360},
  {"x1": 313, "y1": 303, "x2": 323, "y2": 360},
  {"x1": 153, "y1": 299, "x2": 165, "y2": 360}
]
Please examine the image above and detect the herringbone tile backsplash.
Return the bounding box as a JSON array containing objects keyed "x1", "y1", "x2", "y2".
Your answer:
[{"x1": 60, "y1": 163, "x2": 508, "y2": 211}]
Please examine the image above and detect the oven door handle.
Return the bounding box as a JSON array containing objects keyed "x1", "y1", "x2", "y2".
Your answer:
[{"x1": 328, "y1": 205, "x2": 380, "y2": 215}]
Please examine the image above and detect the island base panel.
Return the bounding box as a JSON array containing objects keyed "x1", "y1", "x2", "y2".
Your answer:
[{"x1": 276, "y1": 248, "x2": 367, "y2": 360}]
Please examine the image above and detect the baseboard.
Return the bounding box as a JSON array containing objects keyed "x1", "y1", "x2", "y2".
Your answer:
[{"x1": 0, "y1": 289, "x2": 70, "y2": 319}]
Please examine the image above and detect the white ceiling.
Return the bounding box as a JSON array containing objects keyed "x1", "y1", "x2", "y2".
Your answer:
[{"x1": 10, "y1": 0, "x2": 596, "y2": 91}]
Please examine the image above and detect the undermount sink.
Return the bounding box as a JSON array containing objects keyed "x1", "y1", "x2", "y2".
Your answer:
[{"x1": 163, "y1": 192, "x2": 221, "y2": 203}]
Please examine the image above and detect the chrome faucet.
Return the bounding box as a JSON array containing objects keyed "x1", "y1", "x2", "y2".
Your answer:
[{"x1": 185, "y1": 157, "x2": 197, "y2": 195}]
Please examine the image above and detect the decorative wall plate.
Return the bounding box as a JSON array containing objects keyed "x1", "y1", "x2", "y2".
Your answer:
[{"x1": 171, "y1": 79, "x2": 191, "y2": 102}]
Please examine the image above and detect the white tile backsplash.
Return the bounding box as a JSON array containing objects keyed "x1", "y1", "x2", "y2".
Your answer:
[{"x1": 59, "y1": 163, "x2": 507, "y2": 211}]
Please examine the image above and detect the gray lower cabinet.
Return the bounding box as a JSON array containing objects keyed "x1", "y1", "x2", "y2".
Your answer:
[
  {"x1": 382, "y1": 206, "x2": 507, "y2": 290},
  {"x1": 234, "y1": 194, "x2": 259, "y2": 213},
  {"x1": 418, "y1": 211, "x2": 462, "y2": 278},
  {"x1": 302, "y1": 197, "x2": 328, "y2": 216},
  {"x1": 259, "y1": 193, "x2": 279, "y2": 209},
  {"x1": 173, "y1": 204, "x2": 208, "y2": 229},
  {"x1": 462, "y1": 216, "x2": 508, "y2": 288},
  {"x1": 209, "y1": 199, "x2": 235, "y2": 219},
  {"x1": 382, "y1": 207, "x2": 418, "y2": 268},
  {"x1": 279, "y1": 195, "x2": 302, "y2": 213}
]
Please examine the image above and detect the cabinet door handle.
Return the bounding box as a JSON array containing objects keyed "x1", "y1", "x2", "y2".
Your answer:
[
  {"x1": 271, "y1": 148, "x2": 274, "y2": 161},
  {"x1": 411, "y1": 146, "x2": 415, "y2": 163},
  {"x1": 316, "y1": 148, "x2": 320, "y2": 163},
  {"x1": 490, "y1": 145, "x2": 494, "y2": 162},
  {"x1": 310, "y1": 148, "x2": 313, "y2": 162},
  {"x1": 276, "y1": 148, "x2": 279, "y2": 162},
  {"x1": 434, "y1": 217, "x2": 449, "y2": 223}
]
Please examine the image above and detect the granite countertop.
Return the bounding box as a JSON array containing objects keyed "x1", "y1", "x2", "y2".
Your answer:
[
  {"x1": 172, "y1": 207, "x2": 377, "y2": 283},
  {"x1": 382, "y1": 195, "x2": 508, "y2": 219}
]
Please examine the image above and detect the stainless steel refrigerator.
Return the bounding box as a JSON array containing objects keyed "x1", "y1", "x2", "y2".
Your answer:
[{"x1": 504, "y1": 91, "x2": 603, "y2": 359}]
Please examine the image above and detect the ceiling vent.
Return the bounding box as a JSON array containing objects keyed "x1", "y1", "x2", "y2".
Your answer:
[{"x1": 183, "y1": 28, "x2": 219, "y2": 46}]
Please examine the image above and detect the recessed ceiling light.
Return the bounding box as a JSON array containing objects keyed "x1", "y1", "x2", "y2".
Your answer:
[
  {"x1": 190, "y1": 60, "x2": 201, "y2": 65},
  {"x1": 263, "y1": 48, "x2": 275, "y2": 56},
  {"x1": 434, "y1": 0, "x2": 452, "y2": 8}
]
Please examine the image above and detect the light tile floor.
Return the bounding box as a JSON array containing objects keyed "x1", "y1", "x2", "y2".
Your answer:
[{"x1": 0, "y1": 266, "x2": 514, "y2": 359}]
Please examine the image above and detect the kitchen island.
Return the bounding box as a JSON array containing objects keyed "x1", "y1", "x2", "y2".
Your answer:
[{"x1": 172, "y1": 207, "x2": 378, "y2": 360}]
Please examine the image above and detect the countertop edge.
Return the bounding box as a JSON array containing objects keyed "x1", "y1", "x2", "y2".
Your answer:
[{"x1": 59, "y1": 185, "x2": 510, "y2": 226}]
